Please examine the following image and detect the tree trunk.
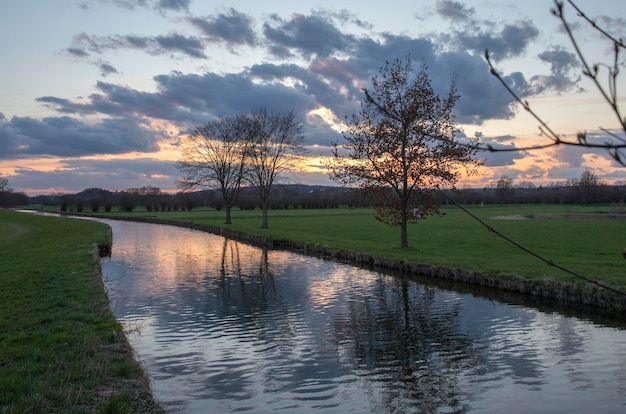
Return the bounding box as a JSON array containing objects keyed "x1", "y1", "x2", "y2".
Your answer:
[
  {"x1": 400, "y1": 214, "x2": 408, "y2": 248},
  {"x1": 400, "y1": 199, "x2": 409, "y2": 248},
  {"x1": 225, "y1": 204, "x2": 232, "y2": 225},
  {"x1": 261, "y1": 199, "x2": 269, "y2": 229}
]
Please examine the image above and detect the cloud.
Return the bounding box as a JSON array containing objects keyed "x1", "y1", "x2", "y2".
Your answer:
[
  {"x1": 436, "y1": 52, "x2": 527, "y2": 123},
  {"x1": 548, "y1": 140, "x2": 615, "y2": 170},
  {"x1": 37, "y1": 70, "x2": 317, "y2": 129},
  {"x1": 0, "y1": 115, "x2": 161, "y2": 159},
  {"x1": 155, "y1": 33, "x2": 206, "y2": 58},
  {"x1": 315, "y1": 9, "x2": 373, "y2": 30},
  {"x1": 97, "y1": 61, "x2": 120, "y2": 77},
  {"x1": 152, "y1": 71, "x2": 317, "y2": 123},
  {"x1": 190, "y1": 8, "x2": 257, "y2": 47},
  {"x1": 156, "y1": 0, "x2": 190, "y2": 12},
  {"x1": 479, "y1": 136, "x2": 527, "y2": 167},
  {"x1": 11, "y1": 157, "x2": 179, "y2": 193},
  {"x1": 263, "y1": 12, "x2": 356, "y2": 59},
  {"x1": 435, "y1": 0, "x2": 475, "y2": 22},
  {"x1": 39, "y1": 6, "x2": 538, "y2": 163},
  {"x1": 453, "y1": 20, "x2": 539, "y2": 59},
  {"x1": 530, "y1": 47, "x2": 581, "y2": 93},
  {"x1": 67, "y1": 32, "x2": 206, "y2": 59},
  {"x1": 36, "y1": 96, "x2": 88, "y2": 114},
  {"x1": 248, "y1": 61, "x2": 360, "y2": 120},
  {"x1": 86, "y1": 0, "x2": 189, "y2": 13},
  {"x1": 67, "y1": 47, "x2": 90, "y2": 57}
]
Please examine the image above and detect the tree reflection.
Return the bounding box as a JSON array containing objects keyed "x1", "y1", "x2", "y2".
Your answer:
[
  {"x1": 102, "y1": 220, "x2": 621, "y2": 413},
  {"x1": 206, "y1": 240, "x2": 485, "y2": 412},
  {"x1": 332, "y1": 276, "x2": 481, "y2": 413},
  {"x1": 210, "y1": 238, "x2": 277, "y2": 316}
]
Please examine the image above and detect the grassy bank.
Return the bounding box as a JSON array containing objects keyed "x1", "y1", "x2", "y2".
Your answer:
[
  {"x1": 96, "y1": 204, "x2": 626, "y2": 292},
  {"x1": 0, "y1": 210, "x2": 163, "y2": 413}
]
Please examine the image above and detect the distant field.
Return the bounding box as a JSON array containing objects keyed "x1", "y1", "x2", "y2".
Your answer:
[{"x1": 88, "y1": 203, "x2": 626, "y2": 291}]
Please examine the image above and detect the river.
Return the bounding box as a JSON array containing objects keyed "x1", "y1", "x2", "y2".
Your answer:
[{"x1": 96, "y1": 218, "x2": 626, "y2": 413}]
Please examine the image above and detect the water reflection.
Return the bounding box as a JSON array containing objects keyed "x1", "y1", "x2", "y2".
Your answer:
[{"x1": 98, "y1": 219, "x2": 626, "y2": 413}]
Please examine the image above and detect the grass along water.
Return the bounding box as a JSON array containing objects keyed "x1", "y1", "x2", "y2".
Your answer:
[
  {"x1": 0, "y1": 209, "x2": 163, "y2": 413},
  {"x1": 93, "y1": 204, "x2": 626, "y2": 292}
]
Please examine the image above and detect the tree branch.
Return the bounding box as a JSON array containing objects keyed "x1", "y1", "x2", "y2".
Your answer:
[{"x1": 441, "y1": 190, "x2": 626, "y2": 298}]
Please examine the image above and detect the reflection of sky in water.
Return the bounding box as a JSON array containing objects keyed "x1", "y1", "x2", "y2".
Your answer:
[{"x1": 98, "y1": 219, "x2": 626, "y2": 413}]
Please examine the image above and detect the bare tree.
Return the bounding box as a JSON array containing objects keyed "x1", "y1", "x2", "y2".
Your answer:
[
  {"x1": 0, "y1": 175, "x2": 11, "y2": 192},
  {"x1": 329, "y1": 56, "x2": 481, "y2": 248},
  {"x1": 571, "y1": 168, "x2": 602, "y2": 203},
  {"x1": 495, "y1": 175, "x2": 514, "y2": 204},
  {"x1": 243, "y1": 108, "x2": 305, "y2": 229},
  {"x1": 176, "y1": 115, "x2": 248, "y2": 224},
  {"x1": 484, "y1": 0, "x2": 626, "y2": 164}
]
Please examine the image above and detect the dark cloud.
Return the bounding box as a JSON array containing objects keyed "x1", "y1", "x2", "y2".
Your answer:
[
  {"x1": 0, "y1": 115, "x2": 161, "y2": 159},
  {"x1": 66, "y1": 47, "x2": 90, "y2": 57},
  {"x1": 263, "y1": 12, "x2": 355, "y2": 59},
  {"x1": 36, "y1": 70, "x2": 316, "y2": 131},
  {"x1": 302, "y1": 112, "x2": 343, "y2": 148},
  {"x1": 100, "y1": 0, "x2": 148, "y2": 11},
  {"x1": 152, "y1": 70, "x2": 316, "y2": 123},
  {"x1": 190, "y1": 8, "x2": 257, "y2": 47},
  {"x1": 530, "y1": 47, "x2": 580, "y2": 93},
  {"x1": 313, "y1": 9, "x2": 373, "y2": 30},
  {"x1": 538, "y1": 48, "x2": 578, "y2": 74},
  {"x1": 97, "y1": 61, "x2": 120, "y2": 77},
  {"x1": 17, "y1": 4, "x2": 602, "y2": 193},
  {"x1": 436, "y1": 52, "x2": 527, "y2": 123},
  {"x1": 87, "y1": 0, "x2": 189, "y2": 13},
  {"x1": 436, "y1": 0, "x2": 475, "y2": 22},
  {"x1": 123, "y1": 34, "x2": 149, "y2": 48},
  {"x1": 68, "y1": 32, "x2": 206, "y2": 59},
  {"x1": 45, "y1": 14, "x2": 527, "y2": 151},
  {"x1": 155, "y1": 33, "x2": 206, "y2": 58},
  {"x1": 39, "y1": 6, "x2": 544, "y2": 165},
  {"x1": 454, "y1": 20, "x2": 539, "y2": 59},
  {"x1": 247, "y1": 61, "x2": 360, "y2": 121},
  {"x1": 479, "y1": 136, "x2": 527, "y2": 167},
  {"x1": 36, "y1": 96, "x2": 84, "y2": 114},
  {"x1": 156, "y1": 0, "x2": 190, "y2": 12}
]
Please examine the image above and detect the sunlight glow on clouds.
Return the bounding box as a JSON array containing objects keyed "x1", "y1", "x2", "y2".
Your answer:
[{"x1": 1, "y1": 0, "x2": 625, "y2": 194}]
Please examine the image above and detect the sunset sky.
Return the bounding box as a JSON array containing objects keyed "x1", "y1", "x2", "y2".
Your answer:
[{"x1": 1, "y1": 0, "x2": 626, "y2": 195}]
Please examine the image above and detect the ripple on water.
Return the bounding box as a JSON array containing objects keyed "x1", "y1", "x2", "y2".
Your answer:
[{"x1": 97, "y1": 219, "x2": 626, "y2": 414}]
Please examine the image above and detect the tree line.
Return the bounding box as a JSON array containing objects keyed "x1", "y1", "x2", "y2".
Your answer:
[
  {"x1": 456, "y1": 169, "x2": 626, "y2": 206},
  {"x1": 20, "y1": 176, "x2": 626, "y2": 213}
]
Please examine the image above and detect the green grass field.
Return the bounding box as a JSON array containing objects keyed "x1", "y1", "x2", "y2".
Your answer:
[
  {"x1": 0, "y1": 209, "x2": 163, "y2": 413},
  {"x1": 98, "y1": 203, "x2": 626, "y2": 291},
  {"x1": 3, "y1": 203, "x2": 624, "y2": 410}
]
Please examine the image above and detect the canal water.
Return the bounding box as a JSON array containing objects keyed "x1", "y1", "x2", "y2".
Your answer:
[{"x1": 97, "y1": 219, "x2": 626, "y2": 413}]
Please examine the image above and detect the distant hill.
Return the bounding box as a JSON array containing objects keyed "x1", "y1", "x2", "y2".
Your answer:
[{"x1": 74, "y1": 187, "x2": 115, "y2": 199}]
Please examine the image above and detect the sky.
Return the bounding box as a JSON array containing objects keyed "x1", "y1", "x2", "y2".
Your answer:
[{"x1": 1, "y1": 0, "x2": 626, "y2": 195}]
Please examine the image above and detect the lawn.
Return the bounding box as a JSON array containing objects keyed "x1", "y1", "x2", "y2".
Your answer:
[
  {"x1": 0, "y1": 209, "x2": 163, "y2": 413},
  {"x1": 95, "y1": 203, "x2": 626, "y2": 291}
]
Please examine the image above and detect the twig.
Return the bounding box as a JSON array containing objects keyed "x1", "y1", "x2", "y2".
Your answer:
[
  {"x1": 441, "y1": 190, "x2": 626, "y2": 297},
  {"x1": 481, "y1": 0, "x2": 626, "y2": 166}
]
